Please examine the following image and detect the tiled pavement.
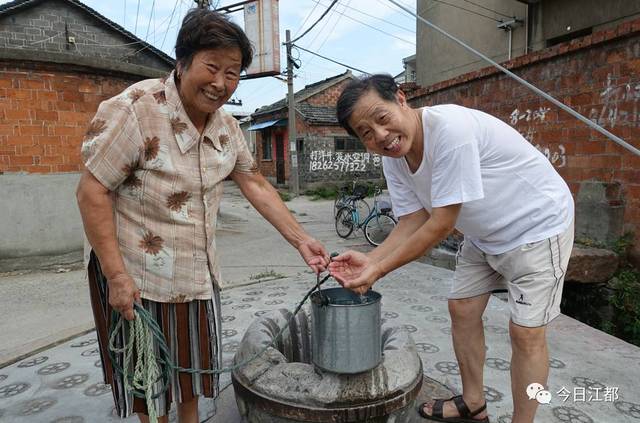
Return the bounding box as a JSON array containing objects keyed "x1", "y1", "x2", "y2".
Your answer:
[{"x1": 1, "y1": 262, "x2": 640, "y2": 422}]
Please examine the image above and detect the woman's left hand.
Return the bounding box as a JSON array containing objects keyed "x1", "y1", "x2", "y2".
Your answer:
[{"x1": 297, "y1": 238, "x2": 330, "y2": 274}]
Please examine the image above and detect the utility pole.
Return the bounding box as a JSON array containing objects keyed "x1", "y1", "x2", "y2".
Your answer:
[{"x1": 285, "y1": 30, "x2": 300, "y2": 196}]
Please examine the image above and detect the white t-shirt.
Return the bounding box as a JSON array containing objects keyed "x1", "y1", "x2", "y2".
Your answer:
[{"x1": 383, "y1": 104, "x2": 574, "y2": 255}]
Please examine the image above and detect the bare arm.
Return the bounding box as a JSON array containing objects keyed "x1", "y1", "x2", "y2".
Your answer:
[
  {"x1": 329, "y1": 204, "x2": 460, "y2": 293},
  {"x1": 230, "y1": 170, "x2": 329, "y2": 272},
  {"x1": 367, "y1": 208, "x2": 430, "y2": 263},
  {"x1": 76, "y1": 169, "x2": 139, "y2": 320},
  {"x1": 76, "y1": 169, "x2": 125, "y2": 278},
  {"x1": 376, "y1": 204, "x2": 460, "y2": 277}
]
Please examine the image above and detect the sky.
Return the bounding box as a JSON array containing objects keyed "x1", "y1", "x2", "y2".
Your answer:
[{"x1": 2, "y1": 0, "x2": 418, "y2": 114}]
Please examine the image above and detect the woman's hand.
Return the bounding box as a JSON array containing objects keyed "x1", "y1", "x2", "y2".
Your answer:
[
  {"x1": 107, "y1": 273, "x2": 141, "y2": 321},
  {"x1": 297, "y1": 237, "x2": 330, "y2": 274},
  {"x1": 328, "y1": 251, "x2": 384, "y2": 295}
]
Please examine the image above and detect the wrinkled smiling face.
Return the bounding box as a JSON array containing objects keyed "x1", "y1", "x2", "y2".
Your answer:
[
  {"x1": 177, "y1": 47, "x2": 242, "y2": 122},
  {"x1": 347, "y1": 90, "x2": 415, "y2": 158}
]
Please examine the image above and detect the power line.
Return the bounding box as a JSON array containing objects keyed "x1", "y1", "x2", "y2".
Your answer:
[
  {"x1": 308, "y1": 0, "x2": 415, "y2": 46},
  {"x1": 160, "y1": 0, "x2": 181, "y2": 50},
  {"x1": 304, "y1": 0, "x2": 350, "y2": 68},
  {"x1": 335, "y1": 0, "x2": 414, "y2": 34},
  {"x1": 145, "y1": 0, "x2": 157, "y2": 41},
  {"x1": 459, "y1": 0, "x2": 513, "y2": 20},
  {"x1": 293, "y1": 2, "x2": 321, "y2": 38},
  {"x1": 123, "y1": 0, "x2": 126, "y2": 27},
  {"x1": 317, "y1": 0, "x2": 351, "y2": 52},
  {"x1": 293, "y1": 44, "x2": 370, "y2": 75},
  {"x1": 290, "y1": 0, "x2": 339, "y2": 44},
  {"x1": 431, "y1": 0, "x2": 502, "y2": 22},
  {"x1": 134, "y1": 0, "x2": 141, "y2": 34}
]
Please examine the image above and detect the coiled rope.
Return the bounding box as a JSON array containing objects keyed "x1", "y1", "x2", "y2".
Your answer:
[{"x1": 108, "y1": 272, "x2": 333, "y2": 423}]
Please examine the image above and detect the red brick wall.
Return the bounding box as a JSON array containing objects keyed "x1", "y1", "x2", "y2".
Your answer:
[
  {"x1": 253, "y1": 109, "x2": 350, "y2": 182},
  {"x1": 0, "y1": 61, "x2": 138, "y2": 173},
  {"x1": 305, "y1": 79, "x2": 352, "y2": 106},
  {"x1": 406, "y1": 19, "x2": 640, "y2": 260}
]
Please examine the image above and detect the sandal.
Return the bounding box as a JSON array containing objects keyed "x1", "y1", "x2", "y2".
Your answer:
[{"x1": 418, "y1": 395, "x2": 489, "y2": 422}]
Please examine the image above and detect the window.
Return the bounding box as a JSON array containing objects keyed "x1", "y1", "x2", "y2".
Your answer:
[
  {"x1": 296, "y1": 138, "x2": 304, "y2": 154},
  {"x1": 335, "y1": 137, "x2": 365, "y2": 152},
  {"x1": 261, "y1": 138, "x2": 272, "y2": 160},
  {"x1": 546, "y1": 27, "x2": 592, "y2": 48}
]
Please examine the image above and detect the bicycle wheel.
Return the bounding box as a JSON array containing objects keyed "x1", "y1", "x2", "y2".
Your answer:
[
  {"x1": 335, "y1": 207, "x2": 355, "y2": 238},
  {"x1": 355, "y1": 199, "x2": 370, "y2": 221},
  {"x1": 364, "y1": 214, "x2": 397, "y2": 246}
]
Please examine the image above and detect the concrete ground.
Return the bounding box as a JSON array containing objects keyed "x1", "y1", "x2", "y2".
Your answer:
[{"x1": 1, "y1": 182, "x2": 639, "y2": 422}]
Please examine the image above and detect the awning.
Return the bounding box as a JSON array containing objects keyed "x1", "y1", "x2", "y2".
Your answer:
[{"x1": 247, "y1": 119, "x2": 287, "y2": 131}]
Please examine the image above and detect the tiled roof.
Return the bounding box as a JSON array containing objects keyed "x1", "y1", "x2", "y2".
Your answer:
[
  {"x1": 0, "y1": 0, "x2": 175, "y2": 67},
  {"x1": 296, "y1": 103, "x2": 339, "y2": 125}
]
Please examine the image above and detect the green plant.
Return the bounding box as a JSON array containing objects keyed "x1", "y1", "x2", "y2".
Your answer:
[
  {"x1": 609, "y1": 267, "x2": 640, "y2": 346},
  {"x1": 612, "y1": 232, "x2": 634, "y2": 257},
  {"x1": 278, "y1": 190, "x2": 291, "y2": 202},
  {"x1": 574, "y1": 237, "x2": 607, "y2": 249},
  {"x1": 304, "y1": 185, "x2": 338, "y2": 200}
]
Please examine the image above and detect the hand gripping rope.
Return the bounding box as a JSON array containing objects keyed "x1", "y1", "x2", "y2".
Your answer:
[{"x1": 107, "y1": 271, "x2": 334, "y2": 423}]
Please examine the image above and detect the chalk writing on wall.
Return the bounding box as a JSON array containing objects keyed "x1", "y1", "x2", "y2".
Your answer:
[
  {"x1": 309, "y1": 151, "x2": 382, "y2": 172},
  {"x1": 589, "y1": 73, "x2": 640, "y2": 128},
  {"x1": 510, "y1": 112, "x2": 566, "y2": 168},
  {"x1": 510, "y1": 107, "x2": 551, "y2": 125}
]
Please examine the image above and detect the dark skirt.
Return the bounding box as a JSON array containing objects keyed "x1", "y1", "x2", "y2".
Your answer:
[{"x1": 87, "y1": 252, "x2": 222, "y2": 418}]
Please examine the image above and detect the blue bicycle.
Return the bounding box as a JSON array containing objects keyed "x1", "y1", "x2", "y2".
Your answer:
[{"x1": 335, "y1": 187, "x2": 397, "y2": 246}]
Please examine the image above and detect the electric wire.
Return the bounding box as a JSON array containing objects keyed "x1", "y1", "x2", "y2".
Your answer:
[
  {"x1": 290, "y1": 0, "x2": 339, "y2": 44},
  {"x1": 316, "y1": 0, "x2": 352, "y2": 52},
  {"x1": 308, "y1": 0, "x2": 415, "y2": 45},
  {"x1": 335, "y1": 0, "x2": 414, "y2": 34},
  {"x1": 431, "y1": 0, "x2": 502, "y2": 22},
  {"x1": 293, "y1": 44, "x2": 370, "y2": 75},
  {"x1": 386, "y1": 0, "x2": 640, "y2": 157},
  {"x1": 460, "y1": 0, "x2": 513, "y2": 20},
  {"x1": 303, "y1": 0, "x2": 348, "y2": 68},
  {"x1": 145, "y1": 0, "x2": 157, "y2": 41},
  {"x1": 134, "y1": 0, "x2": 141, "y2": 34},
  {"x1": 293, "y1": 1, "x2": 321, "y2": 38},
  {"x1": 160, "y1": 0, "x2": 181, "y2": 50}
]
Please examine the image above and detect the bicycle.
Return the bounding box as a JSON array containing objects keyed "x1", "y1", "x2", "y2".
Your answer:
[
  {"x1": 333, "y1": 182, "x2": 370, "y2": 219},
  {"x1": 335, "y1": 187, "x2": 397, "y2": 246}
]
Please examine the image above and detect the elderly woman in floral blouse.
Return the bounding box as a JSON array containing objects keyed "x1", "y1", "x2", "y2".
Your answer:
[{"x1": 76, "y1": 8, "x2": 329, "y2": 423}]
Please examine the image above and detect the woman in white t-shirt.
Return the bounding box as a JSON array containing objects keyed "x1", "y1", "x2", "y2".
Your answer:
[{"x1": 329, "y1": 74, "x2": 574, "y2": 423}]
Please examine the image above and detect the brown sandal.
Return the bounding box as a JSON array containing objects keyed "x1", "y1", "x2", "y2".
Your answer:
[{"x1": 418, "y1": 395, "x2": 489, "y2": 422}]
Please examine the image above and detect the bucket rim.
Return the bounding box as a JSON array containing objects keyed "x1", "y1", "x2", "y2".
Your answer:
[{"x1": 310, "y1": 286, "x2": 381, "y2": 307}]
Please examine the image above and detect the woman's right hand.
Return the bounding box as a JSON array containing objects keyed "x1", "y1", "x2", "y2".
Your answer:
[{"x1": 107, "y1": 273, "x2": 141, "y2": 321}]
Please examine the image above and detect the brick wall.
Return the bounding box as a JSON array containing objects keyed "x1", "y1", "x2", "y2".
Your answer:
[
  {"x1": 0, "y1": 61, "x2": 139, "y2": 173},
  {"x1": 305, "y1": 79, "x2": 350, "y2": 107},
  {"x1": 0, "y1": 0, "x2": 170, "y2": 70},
  {"x1": 253, "y1": 107, "x2": 383, "y2": 188},
  {"x1": 406, "y1": 18, "x2": 640, "y2": 261}
]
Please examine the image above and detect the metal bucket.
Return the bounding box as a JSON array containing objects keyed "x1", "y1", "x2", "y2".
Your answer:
[{"x1": 311, "y1": 287, "x2": 382, "y2": 374}]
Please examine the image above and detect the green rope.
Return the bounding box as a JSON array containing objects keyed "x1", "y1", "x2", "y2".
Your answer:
[{"x1": 108, "y1": 273, "x2": 332, "y2": 423}]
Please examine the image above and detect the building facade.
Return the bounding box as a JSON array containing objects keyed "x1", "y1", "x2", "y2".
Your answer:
[
  {"x1": 250, "y1": 71, "x2": 384, "y2": 190},
  {"x1": 416, "y1": 0, "x2": 640, "y2": 87},
  {"x1": 0, "y1": 0, "x2": 174, "y2": 270}
]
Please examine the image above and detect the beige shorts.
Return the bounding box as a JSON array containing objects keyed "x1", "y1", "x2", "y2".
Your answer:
[{"x1": 450, "y1": 221, "x2": 574, "y2": 327}]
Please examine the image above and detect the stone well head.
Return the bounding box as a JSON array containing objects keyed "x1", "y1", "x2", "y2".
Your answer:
[{"x1": 231, "y1": 308, "x2": 423, "y2": 423}]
